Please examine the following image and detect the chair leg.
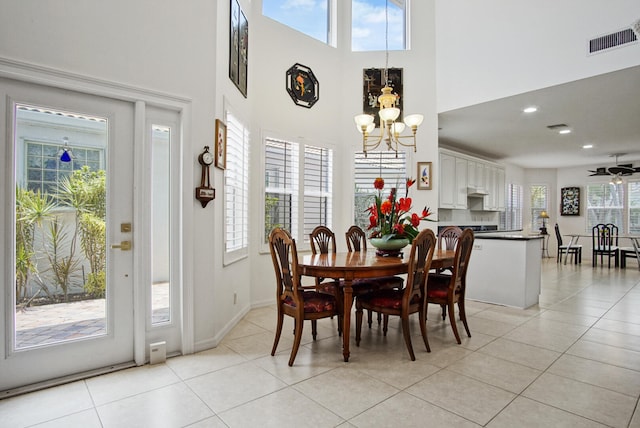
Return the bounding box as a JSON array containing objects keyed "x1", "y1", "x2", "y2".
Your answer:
[
  {"x1": 377, "y1": 312, "x2": 382, "y2": 326},
  {"x1": 458, "y1": 300, "x2": 471, "y2": 338},
  {"x1": 401, "y1": 315, "x2": 416, "y2": 361},
  {"x1": 271, "y1": 311, "x2": 284, "y2": 356},
  {"x1": 367, "y1": 309, "x2": 373, "y2": 328},
  {"x1": 418, "y1": 305, "x2": 431, "y2": 353},
  {"x1": 441, "y1": 304, "x2": 446, "y2": 321},
  {"x1": 311, "y1": 319, "x2": 318, "y2": 340},
  {"x1": 355, "y1": 305, "x2": 363, "y2": 346},
  {"x1": 383, "y1": 314, "x2": 389, "y2": 336},
  {"x1": 288, "y1": 317, "x2": 304, "y2": 366},
  {"x1": 447, "y1": 301, "x2": 462, "y2": 344}
]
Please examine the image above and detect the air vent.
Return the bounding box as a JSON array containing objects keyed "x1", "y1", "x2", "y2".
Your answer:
[{"x1": 589, "y1": 28, "x2": 637, "y2": 54}]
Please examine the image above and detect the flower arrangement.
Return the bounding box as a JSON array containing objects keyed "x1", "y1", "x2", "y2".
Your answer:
[{"x1": 366, "y1": 177, "x2": 435, "y2": 243}]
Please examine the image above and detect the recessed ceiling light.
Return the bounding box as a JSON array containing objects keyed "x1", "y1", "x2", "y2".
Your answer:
[
  {"x1": 523, "y1": 106, "x2": 537, "y2": 113},
  {"x1": 582, "y1": 144, "x2": 593, "y2": 149},
  {"x1": 558, "y1": 129, "x2": 571, "y2": 134}
]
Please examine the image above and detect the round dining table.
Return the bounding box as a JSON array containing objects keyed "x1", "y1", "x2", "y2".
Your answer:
[{"x1": 299, "y1": 249, "x2": 456, "y2": 362}]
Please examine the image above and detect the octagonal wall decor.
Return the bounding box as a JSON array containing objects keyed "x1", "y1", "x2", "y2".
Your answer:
[{"x1": 286, "y1": 63, "x2": 319, "y2": 108}]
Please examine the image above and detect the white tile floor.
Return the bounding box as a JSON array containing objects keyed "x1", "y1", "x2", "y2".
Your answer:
[{"x1": 1, "y1": 259, "x2": 640, "y2": 427}]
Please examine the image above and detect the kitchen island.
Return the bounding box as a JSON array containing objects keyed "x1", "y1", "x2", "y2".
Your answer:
[{"x1": 465, "y1": 233, "x2": 543, "y2": 309}]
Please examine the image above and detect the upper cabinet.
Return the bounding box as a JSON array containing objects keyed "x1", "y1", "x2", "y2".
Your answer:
[
  {"x1": 439, "y1": 149, "x2": 505, "y2": 211},
  {"x1": 439, "y1": 152, "x2": 467, "y2": 209}
]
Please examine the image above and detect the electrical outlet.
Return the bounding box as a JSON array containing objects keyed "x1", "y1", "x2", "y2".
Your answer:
[{"x1": 473, "y1": 244, "x2": 482, "y2": 250}]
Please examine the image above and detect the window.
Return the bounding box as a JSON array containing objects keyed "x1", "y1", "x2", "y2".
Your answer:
[
  {"x1": 303, "y1": 146, "x2": 332, "y2": 237},
  {"x1": 530, "y1": 185, "x2": 548, "y2": 230},
  {"x1": 352, "y1": 0, "x2": 407, "y2": 51},
  {"x1": 263, "y1": 137, "x2": 333, "y2": 245},
  {"x1": 500, "y1": 183, "x2": 523, "y2": 231},
  {"x1": 224, "y1": 111, "x2": 250, "y2": 262},
  {"x1": 586, "y1": 182, "x2": 624, "y2": 232},
  {"x1": 263, "y1": 0, "x2": 331, "y2": 45},
  {"x1": 25, "y1": 141, "x2": 102, "y2": 195},
  {"x1": 353, "y1": 151, "x2": 406, "y2": 232},
  {"x1": 630, "y1": 180, "x2": 640, "y2": 234}
]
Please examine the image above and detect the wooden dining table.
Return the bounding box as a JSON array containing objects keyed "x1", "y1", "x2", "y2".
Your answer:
[{"x1": 299, "y1": 249, "x2": 456, "y2": 362}]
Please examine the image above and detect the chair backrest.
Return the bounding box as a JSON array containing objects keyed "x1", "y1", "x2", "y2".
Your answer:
[
  {"x1": 554, "y1": 223, "x2": 563, "y2": 246},
  {"x1": 404, "y1": 229, "x2": 437, "y2": 303},
  {"x1": 438, "y1": 226, "x2": 463, "y2": 250},
  {"x1": 446, "y1": 228, "x2": 475, "y2": 296},
  {"x1": 310, "y1": 225, "x2": 337, "y2": 255},
  {"x1": 269, "y1": 228, "x2": 302, "y2": 303},
  {"x1": 592, "y1": 223, "x2": 619, "y2": 249},
  {"x1": 345, "y1": 225, "x2": 367, "y2": 252}
]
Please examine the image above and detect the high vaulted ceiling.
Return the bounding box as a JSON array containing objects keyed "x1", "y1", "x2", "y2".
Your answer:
[{"x1": 437, "y1": 65, "x2": 640, "y2": 170}]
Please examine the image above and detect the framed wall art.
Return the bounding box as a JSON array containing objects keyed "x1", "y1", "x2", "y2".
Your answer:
[
  {"x1": 286, "y1": 63, "x2": 319, "y2": 108},
  {"x1": 215, "y1": 119, "x2": 227, "y2": 170},
  {"x1": 417, "y1": 162, "x2": 432, "y2": 190},
  {"x1": 229, "y1": 0, "x2": 248, "y2": 97},
  {"x1": 362, "y1": 68, "x2": 402, "y2": 128},
  {"x1": 560, "y1": 186, "x2": 580, "y2": 216}
]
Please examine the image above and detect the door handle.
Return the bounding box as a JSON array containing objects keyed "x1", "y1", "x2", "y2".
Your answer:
[{"x1": 111, "y1": 240, "x2": 132, "y2": 251}]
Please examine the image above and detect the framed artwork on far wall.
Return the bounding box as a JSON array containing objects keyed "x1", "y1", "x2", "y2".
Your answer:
[
  {"x1": 215, "y1": 119, "x2": 227, "y2": 170},
  {"x1": 560, "y1": 186, "x2": 580, "y2": 216},
  {"x1": 417, "y1": 162, "x2": 432, "y2": 190},
  {"x1": 229, "y1": 0, "x2": 248, "y2": 97}
]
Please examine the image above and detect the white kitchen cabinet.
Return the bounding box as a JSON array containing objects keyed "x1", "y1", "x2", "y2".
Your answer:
[
  {"x1": 495, "y1": 167, "x2": 506, "y2": 211},
  {"x1": 439, "y1": 152, "x2": 467, "y2": 209}
]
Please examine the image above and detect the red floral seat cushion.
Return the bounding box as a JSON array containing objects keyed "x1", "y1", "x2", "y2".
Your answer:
[
  {"x1": 358, "y1": 288, "x2": 420, "y2": 310},
  {"x1": 284, "y1": 292, "x2": 336, "y2": 313}
]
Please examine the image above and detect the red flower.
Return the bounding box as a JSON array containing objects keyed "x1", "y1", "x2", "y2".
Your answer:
[
  {"x1": 397, "y1": 197, "x2": 411, "y2": 212},
  {"x1": 393, "y1": 223, "x2": 405, "y2": 235},
  {"x1": 422, "y1": 206, "x2": 433, "y2": 219},
  {"x1": 411, "y1": 213, "x2": 420, "y2": 227},
  {"x1": 380, "y1": 200, "x2": 392, "y2": 214},
  {"x1": 374, "y1": 177, "x2": 385, "y2": 190},
  {"x1": 368, "y1": 215, "x2": 378, "y2": 229}
]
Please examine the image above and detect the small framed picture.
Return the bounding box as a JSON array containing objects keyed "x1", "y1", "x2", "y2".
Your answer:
[
  {"x1": 215, "y1": 119, "x2": 227, "y2": 170},
  {"x1": 417, "y1": 162, "x2": 432, "y2": 190}
]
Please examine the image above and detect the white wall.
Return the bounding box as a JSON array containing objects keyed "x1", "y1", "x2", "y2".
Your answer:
[
  {"x1": 0, "y1": 0, "x2": 438, "y2": 353},
  {"x1": 435, "y1": 0, "x2": 640, "y2": 111}
]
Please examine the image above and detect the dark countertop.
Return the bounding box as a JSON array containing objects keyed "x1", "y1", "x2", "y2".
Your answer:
[{"x1": 474, "y1": 233, "x2": 545, "y2": 241}]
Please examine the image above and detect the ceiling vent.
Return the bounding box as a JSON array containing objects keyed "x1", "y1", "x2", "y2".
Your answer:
[{"x1": 588, "y1": 27, "x2": 638, "y2": 54}]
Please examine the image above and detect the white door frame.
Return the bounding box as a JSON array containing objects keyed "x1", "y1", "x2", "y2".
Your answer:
[{"x1": 0, "y1": 57, "x2": 194, "y2": 371}]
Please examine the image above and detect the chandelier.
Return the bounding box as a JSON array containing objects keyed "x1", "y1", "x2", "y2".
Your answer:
[{"x1": 353, "y1": 0, "x2": 423, "y2": 156}]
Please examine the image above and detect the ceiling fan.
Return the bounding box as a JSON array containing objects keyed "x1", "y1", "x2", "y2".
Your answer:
[{"x1": 587, "y1": 153, "x2": 640, "y2": 177}]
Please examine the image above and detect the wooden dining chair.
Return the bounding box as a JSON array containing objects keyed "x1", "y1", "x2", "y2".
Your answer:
[
  {"x1": 426, "y1": 228, "x2": 474, "y2": 344},
  {"x1": 554, "y1": 223, "x2": 582, "y2": 264},
  {"x1": 309, "y1": 225, "x2": 343, "y2": 333},
  {"x1": 345, "y1": 225, "x2": 404, "y2": 327},
  {"x1": 355, "y1": 229, "x2": 436, "y2": 360},
  {"x1": 269, "y1": 228, "x2": 339, "y2": 366},
  {"x1": 591, "y1": 223, "x2": 619, "y2": 268},
  {"x1": 435, "y1": 226, "x2": 463, "y2": 274}
]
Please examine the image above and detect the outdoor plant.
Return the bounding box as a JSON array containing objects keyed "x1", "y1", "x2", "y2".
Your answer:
[
  {"x1": 43, "y1": 216, "x2": 81, "y2": 301},
  {"x1": 366, "y1": 177, "x2": 435, "y2": 243}
]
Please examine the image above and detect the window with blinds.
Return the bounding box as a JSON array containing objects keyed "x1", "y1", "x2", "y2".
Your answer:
[
  {"x1": 530, "y1": 184, "x2": 548, "y2": 230},
  {"x1": 264, "y1": 138, "x2": 299, "y2": 243},
  {"x1": 586, "y1": 182, "x2": 624, "y2": 232},
  {"x1": 500, "y1": 183, "x2": 523, "y2": 231},
  {"x1": 353, "y1": 151, "x2": 407, "y2": 232},
  {"x1": 224, "y1": 112, "x2": 250, "y2": 262},
  {"x1": 263, "y1": 137, "x2": 333, "y2": 245},
  {"x1": 630, "y1": 180, "x2": 640, "y2": 234},
  {"x1": 303, "y1": 145, "x2": 333, "y2": 239}
]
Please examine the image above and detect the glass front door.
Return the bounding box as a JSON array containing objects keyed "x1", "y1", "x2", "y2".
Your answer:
[{"x1": 1, "y1": 77, "x2": 135, "y2": 392}]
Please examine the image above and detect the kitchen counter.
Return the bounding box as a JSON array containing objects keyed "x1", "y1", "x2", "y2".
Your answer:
[{"x1": 466, "y1": 234, "x2": 542, "y2": 308}]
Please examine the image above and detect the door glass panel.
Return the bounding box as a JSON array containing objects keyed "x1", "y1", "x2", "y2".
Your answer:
[
  {"x1": 151, "y1": 124, "x2": 171, "y2": 324},
  {"x1": 14, "y1": 104, "x2": 108, "y2": 349}
]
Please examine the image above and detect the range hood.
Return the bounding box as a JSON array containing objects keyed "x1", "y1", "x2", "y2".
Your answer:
[{"x1": 467, "y1": 186, "x2": 489, "y2": 197}]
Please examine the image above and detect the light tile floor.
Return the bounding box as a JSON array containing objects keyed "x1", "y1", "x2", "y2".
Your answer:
[{"x1": 1, "y1": 260, "x2": 640, "y2": 427}]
